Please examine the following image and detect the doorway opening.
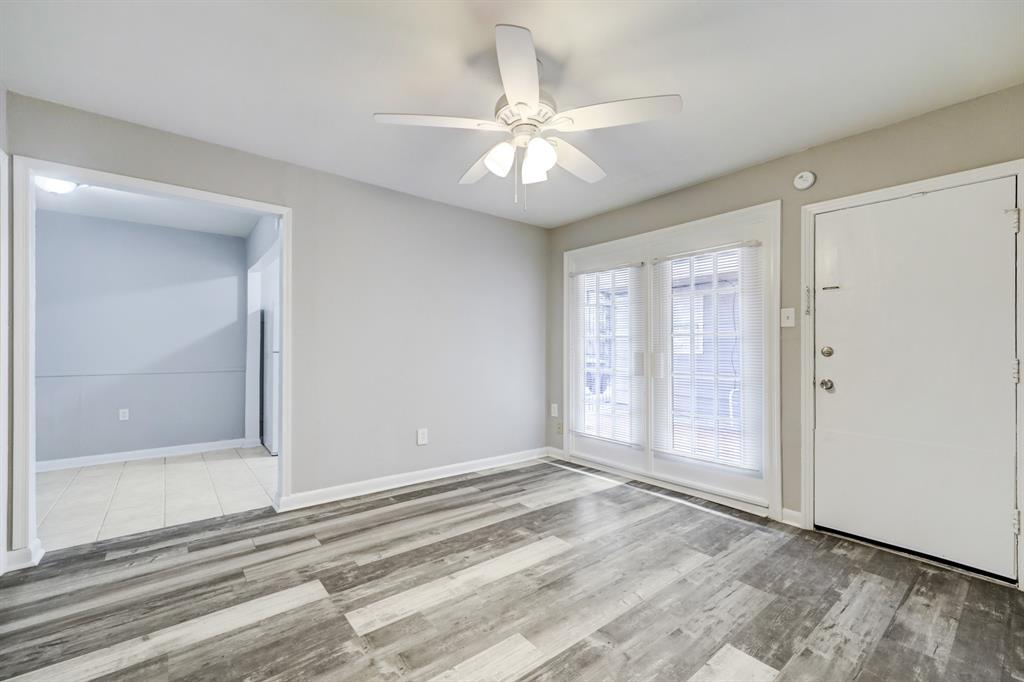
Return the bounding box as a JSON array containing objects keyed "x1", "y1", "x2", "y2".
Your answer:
[{"x1": 9, "y1": 157, "x2": 292, "y2": 564}]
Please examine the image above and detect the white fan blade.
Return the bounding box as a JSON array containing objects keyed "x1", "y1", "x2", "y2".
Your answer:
[
  {"x1": 549, "y1": 137, "x2": 606, "y2": 183},
  {"x1": 459, "y1": 144, "x2": 502, "y2": 184},
  {"x1": 495, "y1": 25, "x2": 540, "y2": 116},
  {"x1": 374, "y1": 113, "x2": 506, "y2": 132},
  {"x1": 544, "y1": 95, "x2": 682, "y2": 132}
]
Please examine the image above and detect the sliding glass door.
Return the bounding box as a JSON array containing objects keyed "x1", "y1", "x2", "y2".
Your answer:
[
  {"x1": 568, "y1": 265, "x2": 647, "y2": 472},
  {"x1": 649, "y1": 244, "x2": 769, "y2": 506},
  {"x1": 564, "y1": 203, "x2": 779, "y2": 514}
]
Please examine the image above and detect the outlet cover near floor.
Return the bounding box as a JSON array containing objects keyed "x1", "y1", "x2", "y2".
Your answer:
[
  {"x1": 416, "y1": 428, "x2": 428, "y2": 446},
  {"x1": 118, "y1": 408, "x2": 130, "y2": 421}
]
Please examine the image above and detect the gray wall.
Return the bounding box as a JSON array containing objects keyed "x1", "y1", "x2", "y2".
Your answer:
[
  {"x1": 35, "y1": 211, "x2": 247, "y2": 461},
  {"x1": 0, "y1": 84, "x2": 7, "y2": 150},
  {"x1": 547, "y1": 83, "x2": 1024, "y2": 512},
  {"x1": 8, "y1": 92, "x2": 548, "y2": 492}
]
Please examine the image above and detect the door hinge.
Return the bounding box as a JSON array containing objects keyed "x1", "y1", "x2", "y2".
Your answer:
[
  {"x1": 1013, "y1": 509, "x2": 1021, "y2": 536},
  {"x1": 1007, "y1": 208, "x2": 1021, "y2": 233},
  {"x1": 803, "y1": 285, "x2": 812, "y2": 316},
  {"x1": 1014, "y1": 359, "x2": 1021, "y2": 383}
]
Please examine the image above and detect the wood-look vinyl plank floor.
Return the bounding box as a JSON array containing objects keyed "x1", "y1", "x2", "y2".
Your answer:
[{"x1": 1, "y1": 458, "x2": 1020, "y2": 681}]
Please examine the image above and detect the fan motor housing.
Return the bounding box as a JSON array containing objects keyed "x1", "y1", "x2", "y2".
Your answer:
[{"x1": 494, "y1": 91, "x2": 557, "y2": 128}]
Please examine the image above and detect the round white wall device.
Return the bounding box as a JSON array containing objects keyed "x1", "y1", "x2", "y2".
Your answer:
[{"x1": 793, "y1": 171, "x2": 816, "y2": 190}]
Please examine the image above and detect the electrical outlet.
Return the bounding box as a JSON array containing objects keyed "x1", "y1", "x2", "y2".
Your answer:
[
  {"x1": 416, "y1": 428, "x2": 428, "y2": 446},
  {"x1": 556, "y1": 422, "x2": 563, "y2": 435},
  {"x1": 550, "y1": 403, "x2": 559, "y2": 418},
  {"x1": 118, "y1": 408, "x2": 130, "y2": 421}
]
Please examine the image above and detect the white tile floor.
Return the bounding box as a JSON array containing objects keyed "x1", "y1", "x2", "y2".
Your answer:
[{"x1": 36, "y1": 446, "x2": 279, "y2": 550}]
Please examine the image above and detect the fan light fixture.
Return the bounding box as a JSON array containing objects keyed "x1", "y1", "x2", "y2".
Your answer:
[
  {"x1": 34, "y1": 176, "x2": 79, "y2": 195},
  {"x1": 522, "y1": 166, "x2": 547, "y2": 185},
  {"x1": 520, "y1": 137, "x2": 556, "y2": 185},
  {"x1": 484, "y1": 142, "x2": 515, "y2": 177},
  {"x1": 525, "y1": 138, "x2": 556, "y2": 173}
]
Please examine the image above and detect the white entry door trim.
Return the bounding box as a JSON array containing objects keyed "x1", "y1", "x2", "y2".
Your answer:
[{"x1": 799, "y1": 159, "x2": 1024, "y2": 587}]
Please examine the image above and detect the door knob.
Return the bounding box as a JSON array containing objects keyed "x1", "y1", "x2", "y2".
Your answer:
[
  {"x1": 819, "y1": 378, "x2": 834, "y2": 390},
  {"x1": 820, "y1": 346, "x2": 834, "y2": 357}
]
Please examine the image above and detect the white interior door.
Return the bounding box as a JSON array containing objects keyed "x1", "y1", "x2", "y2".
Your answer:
[{"x1": 814, "y1": 177, "x2": 1017, "y2": 579}]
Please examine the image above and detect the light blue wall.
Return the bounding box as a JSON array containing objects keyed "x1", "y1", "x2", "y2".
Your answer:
[
  {"x1": 36, "y1": 210, "x2": 248, "y2": 461},
  {"x1": 246, "y1": 214, "x2": 278, "y2": 267}
]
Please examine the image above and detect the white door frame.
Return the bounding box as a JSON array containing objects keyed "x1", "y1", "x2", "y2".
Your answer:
[
  {"x1": 10, "y1": 156, "x2": 295, "y2": 567},
  {"x1": 0, "y1": 148, "x2": 9, "y2": 576},
  {"x1": 799, "y1": 159, "x2": 1024, "y2": 587}
]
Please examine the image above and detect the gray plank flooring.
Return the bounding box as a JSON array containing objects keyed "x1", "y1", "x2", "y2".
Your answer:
[{"x1": 0, "y1": 458, "x2": 1020, "y2": 681}]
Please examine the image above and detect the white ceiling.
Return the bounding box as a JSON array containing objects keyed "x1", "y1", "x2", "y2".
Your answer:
[
  {"x1": 36, "y1": 183, "x2": 264, "y2": 238},
  {"x1": 2, "y1": 1, "x2": 1022, "y2": 228}
]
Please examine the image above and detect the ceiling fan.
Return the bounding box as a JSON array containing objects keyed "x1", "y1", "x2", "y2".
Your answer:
[{"x1": 374, "y1": 24, "x2": 682, "y2": 207}]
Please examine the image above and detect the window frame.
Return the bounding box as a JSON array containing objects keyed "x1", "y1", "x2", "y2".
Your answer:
[{"x1": 562, "y1": 201, "x2": 781, "y2": 519}]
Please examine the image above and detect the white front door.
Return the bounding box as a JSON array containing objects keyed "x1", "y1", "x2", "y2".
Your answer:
[{"x1": 814, "y1": 176, "x2": 1017, "y2": 579}]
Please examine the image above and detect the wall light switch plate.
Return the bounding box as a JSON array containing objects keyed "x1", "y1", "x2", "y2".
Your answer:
[
  {"x1": 550, "y1": 403, "x2": 559, "y2": 418},
  {"x1": 416, "y1": 428, "x2": 428, "y2": 446},
  {"x1": 119, "y1": 408, "x2": 130, "y2": 421},
  {"x1": 780, "y1": 308, "x2": 796, "y2": 328}
]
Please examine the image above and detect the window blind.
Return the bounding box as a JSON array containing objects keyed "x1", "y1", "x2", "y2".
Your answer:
[
  {"x1": 651, "y1": 245, "x2": 764, "y2": 471},
  {"x1": 571, "y1": 265, "x2": 646, "y2": 447}
]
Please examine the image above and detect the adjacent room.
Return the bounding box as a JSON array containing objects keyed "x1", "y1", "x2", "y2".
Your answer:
[
  {"x1": 0, "y1": 1, "x2": 1022, "y2": 680},
  {"x1": 33, "y1": 176, "x2": 283, "y2": 549}
]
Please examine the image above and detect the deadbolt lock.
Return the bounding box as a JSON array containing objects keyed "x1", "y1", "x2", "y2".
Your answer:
[
  {"x1": 820, "y1": 346, "x2": 834, "y2": 357},
  {"x1": 819, "y1": 378, "x2": 835, "y2": 391}
]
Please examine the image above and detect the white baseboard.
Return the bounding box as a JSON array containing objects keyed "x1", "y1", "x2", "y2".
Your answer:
[
  {"x1": 781, "y1": 508, "x2": 806, "y2": 529},
  {"x1": 552, "y1": 444, "x2": 806, "y2": 528},
  {"x1": 36, "y1": 438, "x2": 252, "y2": 471},
  {"x1": 549, "y1": 447, "x2": 775, "y2": 518},
  {"x1": 275, "y1": 447, "x2": 547, "y2": 513},
  {"x1": 239, "y1": 438, "x2": 263, "y2": 449},
  {"x1": 4, "y1": 538, "x2": 44, "y2": 573}
]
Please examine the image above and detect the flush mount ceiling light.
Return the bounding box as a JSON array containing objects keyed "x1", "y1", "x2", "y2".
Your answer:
[
  {"x1": 374, "y1": 24, "x2": 682, "y2": 208},
  {"x1": 34, "y1": 176, "x2": 79, "y2": 194}
]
